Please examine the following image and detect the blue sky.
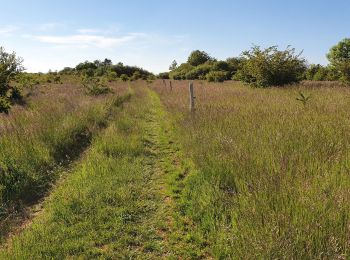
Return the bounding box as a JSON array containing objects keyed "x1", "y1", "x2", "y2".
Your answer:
[{"x1": 0, "y1": 0, "x2": 349, "y2": 73}]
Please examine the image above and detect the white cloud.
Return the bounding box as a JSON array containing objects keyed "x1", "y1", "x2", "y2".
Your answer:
[
  {"x1": 77, "y1": 26, "x2": 119, "y2": 35},
  {"x1": 77, "y1": 29, "x2": 102, "y2": 34},
  {"x1": 0, "y1": 25, "x2": 18, "y2": 34},
  {"x1": 34, "y1": 33, "x2": 144, "y2": 48},
  {"x1": 39, "y1": 23, "x2": 62, "y2": 31}
]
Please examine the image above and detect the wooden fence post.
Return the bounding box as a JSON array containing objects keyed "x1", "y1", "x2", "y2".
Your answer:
[
  {"x1": 189, "y1": 82, "x2": 195, "y2": 112},
  {"x1": 162, "y1": 79, "x2": 166, "y2": 87},
  {"x1": 169, "y1": 80, "x2": 173, "y2": 91}
]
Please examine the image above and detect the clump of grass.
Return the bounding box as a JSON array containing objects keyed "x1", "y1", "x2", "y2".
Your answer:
[{"x1": 152, "y1": 80, "x2": 350, "y2": 259}]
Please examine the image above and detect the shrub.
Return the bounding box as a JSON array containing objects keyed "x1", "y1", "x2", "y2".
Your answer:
[
  {"x1": 305, "y1": 64, "x2": 322, "y2": 80},
  {"x1": 0, "y1": 96, "x2": 11, "y2": 113},
  {"x1": 59, "y1": 67, "x2": 75, "y2": 75},
  {"x1": 326, "y1": 67, "x2": 341, "y2": 81},
  {"x1": 81, "y1": 77, "x2": 111, "y2": 96},
  {"x1": 110, "y1": 62, "x2": 152, "y2": 79},
  {"x1": 313, "y1": 68, "x2": 329, "y2": 81},
  {"x1": 169, "y1": 60, "x2": 178, "y2": 71},
  {"x1": 169, "y1": 63, "x2": 193, "y2": 80},
  {"x1": 235, "y1": 45, "x2": 306, "y2": 87},
  {"x1": 327, "y1": 38, "x2": 350, "y2": 84},
  {"x1": 226, "y1": 57, "x2": 243, "y2": 72},
  {"x1": 0, "y1": 47, "x2": 24, "y2": 112},
  {"x1": 10, "y1": 85, "x2": 23, "y2": 101},
  {"x1": 169, "y1": 52, "x2": 240, "y2": 81},
  {"x1": 16, "y1": 73, "x2": 38, "y2": 90},
  {"x1": 187, "y1": 50, "x2": 214, "y2": 66},
  {"x1": 146, "y1": 75, "x2": 156, "y2": 84},
  {"x1": 53, "y1": 75, "x2": 61, "y2": 84},
  {"x1": 212, "y1": 61, "x2": 230, "y2": 71},
  {"x1": 185, "y1": 63, "x2": 213, "y2": 80},
  {"x1": 120, "y1": 74, "x2": 129, "y2": 82},
  {"x1": 106, "y1": 70, "x2": 117, "y2": 82},
  {"x1": 158, "y1": 72, "x2": 170, "y2": 79},
  {"x1": 206, "y1": 71, "x2": 228, "y2": 82},
  {"x1": 131, "y1": 71, "x2": 142, "y2": 81}
]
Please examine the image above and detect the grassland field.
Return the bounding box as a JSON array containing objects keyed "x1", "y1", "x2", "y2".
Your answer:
[{"x1": 0, "y1": 78, "x2": 350, "y2": 259}]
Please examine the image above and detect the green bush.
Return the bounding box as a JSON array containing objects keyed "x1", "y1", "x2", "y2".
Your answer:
[
  {"x1": 166, "y1": 51, "x2": 240, "y2": 81},
  {"x1": 157, "y1": 72, "x2": 169, "y2": 79},
  {"x1": 212, "y1": 61, "x2": 230, "y2": 71},
  {"x1": 131, "y1": 71, "x2": 142, "y2": 81},
  {"x1": 146, "y1": 75, "x2": 156, "y2": 84},
  {"x1": 10, "y1": 85, "x2": 24, "y2": 101},
  {"x1": 82, "y1": 77, "x2": 111, "y2": 96},
  {"x1": 16, "y1": 73, "x2": 38, "y2": 90},
  {"x1": 327, "y1": 38, "x2": 350, "y2": 84},
  {"x1": 120, "y1": 74, "x2": 129, "y2": 82},
  {"x1": 185, "y1": 63, "x2": 213, "y2": 80},
  {"x1": 305, "y1": 64, "x2": 341, "y2": 81},
  {"x1": 106, "y1": 70, "x2": 118, "y2": 82},
  {"x1": 169, "y1": 60, "x2": 178, "y2": 71},
  {"x1": 235, "y1": 45, "x2": 306, "y2": 87},
  {"x1": 206, "y1": 71, "x2": 228, "y2": 82},
  {"x1": 0, "y1": 47, "x2": 24, "y2": 112},
  {"x1": 187, "y1": 50, "x2": 214, "y2": 66},
  {"x1": 169, "y1": 63, "x2": 193, "y2": 80},
  {"x1": 0, "y1": 97, "x2": 11, "y2": 113}
]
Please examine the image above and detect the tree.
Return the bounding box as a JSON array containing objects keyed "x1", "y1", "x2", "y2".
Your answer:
[
  {"x1": 206, "y1": 71, "x2": 228, "y2": 82},
  {"x1": 235, "y1": 45, "x2": 306, "y2": 87},
  {"x1": 103, "y1": 58, "x2": 112, "y2": 66},
  {"x1": 158, "y1": 72, "x2": 169, "y2": 79},
  {"x1": 226, "y1": 57, "x2": 244, "y2": 76},
  {"x1": 187, "y1": 50, "x2": 213, "y2": 66},
  {"x1": 327, "y1": 38, "x2": 350, "y2": 83},
  {"x1": 305, "y1": 64, "x2": 330, "y2": 81},
  {"x1": 169, "y1": 60, "x2": 178, "y2": 71},
  {"x1": 0, "y1": 47, "x2": 24, "y2": 113}
]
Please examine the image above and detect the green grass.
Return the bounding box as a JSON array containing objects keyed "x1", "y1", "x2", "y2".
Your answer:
[
  {"x1": 0, "y1": 84, "x2": 202, "y2": 258},
  {"x1": 0, "y1": 82, "x2": 130, "y2": 240},
  {"x1": 153, "y1": 80, "x2": 350, "y2": 259},
  {"x1": 3, "y1": 79, "x2": 350, "y2": 259}
]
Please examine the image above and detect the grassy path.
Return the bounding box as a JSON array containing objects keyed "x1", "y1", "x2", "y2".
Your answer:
[{"x1": 0, "y1": 85, "x2": 206, "y2": 259}]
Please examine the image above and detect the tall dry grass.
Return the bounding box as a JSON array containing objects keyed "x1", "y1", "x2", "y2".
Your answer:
[
  {"x1": 153, "y1": 80, "x2": 350, "y2": 259},
  {"x1": 0, "y1": 79, "x2": 129, "y2": 230}
]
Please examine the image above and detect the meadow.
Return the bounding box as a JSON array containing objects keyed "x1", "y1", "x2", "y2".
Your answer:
[
  {"x1": 152, "y1": 80, "x2": 350, "y2": 259},
  {"x1": 0, "y1": 77, "x2": 350, "y2": 259},
  {"x1": 0, "y1": 78, "x2": 130, "y2": 242}
]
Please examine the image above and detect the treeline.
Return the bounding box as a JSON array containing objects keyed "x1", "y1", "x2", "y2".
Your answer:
[
  {"x1": 160, "y1": 38, "x2": 350, "y2": 87},
  {"x1": 304, "y1": 64, "x2": 340, "y2": 81},
  {"x1": 159, "y1": 51, "x2": 241, "y2": 82},
  {"x1": 59, "y1": 59, "x2": 154, "y2": 81},
  {"x1": 161, "y1": 51, "x2": 342, "y2": 83}
]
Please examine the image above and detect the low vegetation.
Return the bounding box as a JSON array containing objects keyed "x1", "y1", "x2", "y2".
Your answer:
[
  {"x1": 234, "y1": 45, "x2": 306, "y2": 87},
  {"x1": 164, "y1": 38, "x2": 350, "y2": 87},
  {"x1": 327, "y1": 38, "x2": 350, "y2": 83},
  {"x1": 60, "y1": 59, "x2": 153, "y2": 81},
  {"x1": 81, "y1": 76, "x2": 111, "y2": 96},
  {"x1": 1, "y1": 37, "x2": 350, "y2": 258},
  {"x1": 0, "y1": 47, "x2": 24, "y2": 113},
  {"x1": 1, "y1": 87, "x2": 145, "y2": 259},
  {"x1": 168, "y1": 50, "x2": 239, "y2": 82},
  {"x1": 0, "y1": 80, "x2": 130, "y2": 240},
  {"x1": 152, "y1": 80, "x2": 350, "y2": 258}
]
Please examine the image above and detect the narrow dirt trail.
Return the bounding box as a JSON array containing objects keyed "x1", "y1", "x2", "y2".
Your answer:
[{"x1": 137, "y1": 88, "x2": 204, "y2": 258}]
